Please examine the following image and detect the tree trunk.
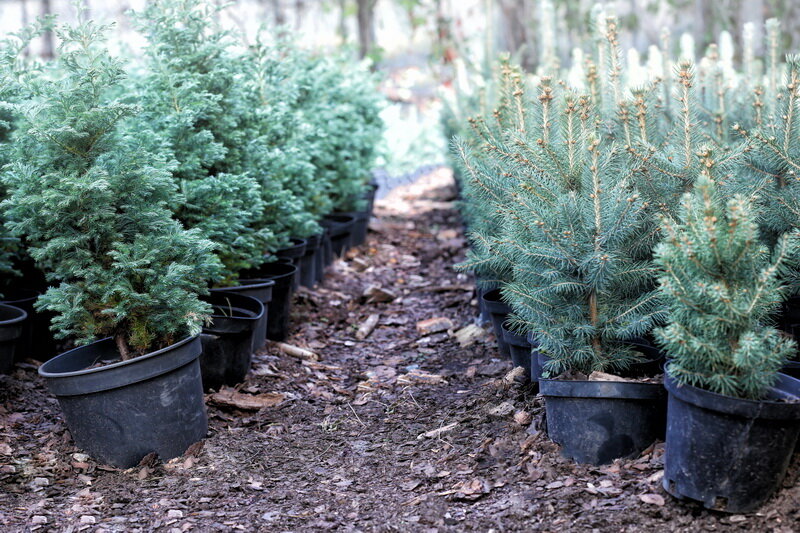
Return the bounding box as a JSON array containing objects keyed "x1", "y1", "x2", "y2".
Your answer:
[
  {"x1": 21, "y1": 0, "x2": 29, "y2": 57},
  {"x1": 41, "y1": 0, "x2": 54, "y2": 59},
  {"x1": 115, "y1": 333, "x2": 131, "y2": 361},
  {"x1": 356, "y1": 0, "x2": 377, "y2": 59},
  {"x1": 271, "y1": 0, "x2": 286, "y2": 26}
]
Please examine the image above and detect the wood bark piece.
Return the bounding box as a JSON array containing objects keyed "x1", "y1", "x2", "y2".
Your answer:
[
  {"x1": 588, "y1": 371, "x2": 631, "y2": 382},
  {"x1": 454, "y1": 324, "x2": 485, "y2": 347},
  {"x1": 416, "y1": 317, "x2": 453, "y2": 336},
  {"x1": 363, "y1": 284, "x2": 396, "y2": 304},
  {"x1": 208, "y1": 387, "x2": 285, "y2": 410},
  {"x1": 356, "y1": 313, "x2": 380, "y2": 340},
  {"x1": 275, "y1": 342, "x2": 319, "y2": 361}
]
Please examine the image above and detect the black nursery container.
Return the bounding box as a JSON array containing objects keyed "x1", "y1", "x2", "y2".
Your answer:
[
  {"x1": 199, "y1": 291, "x2": 265, "y2": 391},
  {"x1": 527, "y1": 332, "x2": 543, "y2": 384},
  {"x1": 501, "y1": 323, "x2": 531, "y2": 381},
  {"x1": 276, "y1": 238, "x2": 306, "y2": 289},
  {"x1": 538, "y1": 352, "x2": 666, "y2": 465},
  {"x1": 474, "y1": 276, "x2": 499, "y2": 325},
  {"x1": 257, "y1": 262, "x2": 298, "y2": 342},
  {"x1": 38, "y1": 335, "x2": 208, "y2": 468},
  {"x1": 0, "y1": 288, "x2": 38, "y2": 362},
  {"x1": 365, "y1": 179, "x2": 379, "y2": 217},
  {"x1": 342, "y1": 210, "x2": 369, "y2": 248},
  {"x1": 210, "y1": 279, "x2": 274, "y2": 351},
  {"x1": 324, "y1": 214, "x2": 357, "y2": 258},
  {"x1": 481, "y1": 288, "x2": 511, "y2": 359},
  {"x1": 663, "y1": 373, "x2": 800, "y2": 513},
  {"x1": 0, "y1": 304, "x2": 27, "y2": 374},
  {"x1": 319, "y1": 224, "x2": 334, "y2": 271},
  {"x1": 299, "y1": 233, "x2": 323, "y2": 288}
]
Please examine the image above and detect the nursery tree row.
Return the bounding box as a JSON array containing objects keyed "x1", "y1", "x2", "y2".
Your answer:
[
  {"x1": 0, "y1": 0, "x2": 384, "y2": 358},
  {"x1": 451, "y1": 11, "x2": 800, "y2": 514}
]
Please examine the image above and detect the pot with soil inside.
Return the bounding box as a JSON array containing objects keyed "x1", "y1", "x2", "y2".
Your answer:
[
  {"x1": 654, "y1": 176, "x2": 800, "y2": 513},
  {"x1": 0, "y1": 304, "x2": 27, "y2": 374},
  {"x1": 662, "y1": 374, "x2": 800, "y2": 513},
  {"x1": 538, "y1": 349, "x2": 666, "y2": 465},
  {"x1": 210, "y1": 279, "x2": 275, "y2": 351},
  {"x1": 481, "y1": 288, "x2": 511, "y2": 359},
  {"x1": 199, "y1": 291, "x2": 265, "y2": 390},
  {"x1": 39, "y1": 336, "x2": 208, "y2": 468},
  {"x1": 323, "y1": 214, "x2": 357, "y2": 258},
  {"x1": 4, "y1": 23, "x2": 217, "y2": 469}
]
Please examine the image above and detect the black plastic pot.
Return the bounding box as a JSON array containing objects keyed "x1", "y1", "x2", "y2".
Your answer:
[
  {"x1": 257, "y1": 262, "x2": 297, "y2": 342},
  {"x1": 319, "y1": 224, "x2": 334, "y2": 270},
  {"x1": 364, "y1": 180, "x2": 379, "y2": 218},
  {"x1": 0, "y1": 288, "x2": 38, "y2": 362},
  {"x1": 527, "y1": 332, "x2": 543, "y2": 385},
  {"x1": 481, "y1": 288, "x2": 511, "y2": 359},
  {"x1": 210, "y1": 279, "x2": 274, "y2": 351},
  {"x1": 663, "y1": 373, "x2": 800, "y2": 513},
  {"x1": 299, "y1": 233, "x2": 323, "y2": 288},
  {"x1": 275, "y1": 238, "x2": 306, "y2": 289},
  {"x1": 537, "y1": 351, "x2": 666, "y2": 465},
  {"x1": 0, "y1": 304, "x2": 27, "y2": 374},
  {"x1": 324, "y1": 214, "x2": 357, "y2": 257},
  {"x1": 501, "y1": 324, "x2": 531, "y2": 381},
  {"x1": 474, "y1": 276, "x2": 499, "y2": 325},
  {"x1": 38, "y1": 335, "x2": 208, "y2": 468},
  {"x1": 199, "y1": 291, "x2": 264, "y2": 391},
  {"x1": 341, "y1": 210, "x2": 369, "y2": 248}
]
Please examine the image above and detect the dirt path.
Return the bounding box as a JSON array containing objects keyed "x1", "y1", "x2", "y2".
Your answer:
[{"x1": 1, "y1": 169, "x2": 798, "y2": 532}]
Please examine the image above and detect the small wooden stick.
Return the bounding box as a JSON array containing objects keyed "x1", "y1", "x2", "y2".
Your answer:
[{"x1": 356, "y1": 313, "x2": 380, "y2": 340}]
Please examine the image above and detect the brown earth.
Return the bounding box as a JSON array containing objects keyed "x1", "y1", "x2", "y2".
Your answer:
[{"x1": 1, "y1": 169, "x2": 798, "y2": 532}]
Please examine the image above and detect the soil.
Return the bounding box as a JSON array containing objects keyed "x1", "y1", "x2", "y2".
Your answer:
[{"x1": 1, "y1": 168, "x2": 799, "y2": 532}]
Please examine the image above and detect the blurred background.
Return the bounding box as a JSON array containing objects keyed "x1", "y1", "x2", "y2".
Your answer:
[{"x1": 1, "y1": 0, "x2": 798, "y2": 177}]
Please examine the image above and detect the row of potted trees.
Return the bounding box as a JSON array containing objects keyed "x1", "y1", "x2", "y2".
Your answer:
[
  {"x1": 0, "y1": 1, "x2": 383, "y2": 468},
  {"x1": 452, "y1": 15, "x2": 800, "y2": 514}
]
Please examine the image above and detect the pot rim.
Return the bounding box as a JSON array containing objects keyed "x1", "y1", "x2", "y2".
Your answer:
[
  {"x1": 39, "y1": 334, "x2": 198, "y2": 379},
  {"x1": 0, "y1": 287, "x2": 40, "y2": 304},
  {"x1": 540, "y1": 375, "x2": 665, "y2": 399},
  {"x1": 664, "y1": 372, "x2": 800, "y2": 419},
  {"x1": 0, "y1": 303, "x2": 28, "y2": 325}
]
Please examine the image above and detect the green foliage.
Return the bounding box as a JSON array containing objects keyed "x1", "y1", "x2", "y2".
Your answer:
[
  {"x1": 296, "y1": 53, "x2": 384, "y2": 213},
  {"x1": 246, "y1": 34, "x2": 322, "y2": 239},
  {"x1": 133, "y1": 0, "x2": 269, "y2": 284},
  {"x1": 456, "y1": 67, "x2": 663, "y2": 375},
  {"x1": 1, "y1": 16, "x2": 218, "y2": 358},
  {"x1": 655, "y1": 173, "x2": 798, "y2": 400}
]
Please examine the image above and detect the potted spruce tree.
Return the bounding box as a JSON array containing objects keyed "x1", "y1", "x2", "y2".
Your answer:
[
  {"x1": 2, "y1": 16, "x2": 218, "y2": 467},
  {"x1": 134, "y1": 0, "x2": 277, "y2": 363},
  {"x1": 656, "y1": 173, "x2": 800, "y2": 513},
  {"x1": 482, "y1": 73, "x2": 666, "y2": 464},
  {"x1": 735, "y1": 54, "x2": 800, "y2": 378},
  {"x1": 297, "y1": 54, "x2": 383, "y2": 256},
  {"x1": 453, "y1": 60, "x2": 533, "y2": 367}
]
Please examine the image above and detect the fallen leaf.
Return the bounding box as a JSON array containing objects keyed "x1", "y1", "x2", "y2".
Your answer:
[
  {"x1": 639, "y1": 493, "x2": 665, "y2": 506},
  {"x1": 452, "y1": 478, "x2": 492, "y2": 500}
]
